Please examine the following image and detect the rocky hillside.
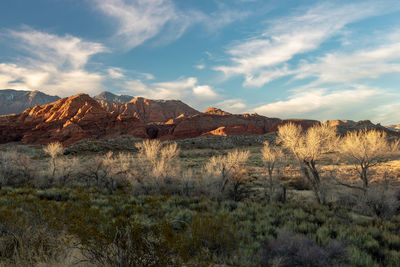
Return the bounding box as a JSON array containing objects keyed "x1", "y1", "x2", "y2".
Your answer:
[
  {"x1": 0, "y1": 89, "x2": 60, "y2": 115},
  {"x1": 98, "y1": 97, "x2": 200, "y2": 123}
]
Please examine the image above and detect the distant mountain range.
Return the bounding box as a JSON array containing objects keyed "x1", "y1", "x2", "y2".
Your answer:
[
  {"x1": 93, "y1": 91, "x2": 134, "y2": 103},
  {"x1": 0, "y1": 89, "x2": 397, "y2": 145},
  {"x1": 0, "y1": 89, "x2": 60, "y2": 115},
  {"x1": 385, "y1": 125, "x2": 400, "y2": 132},
  {"x1": 0, "y1": 90, "x2": 138, "y2": 115}
]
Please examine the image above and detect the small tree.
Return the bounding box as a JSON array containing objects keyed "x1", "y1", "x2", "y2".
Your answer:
[
  {"x1": 43, "y1": 142, "x2": 64, "y2": 179},
  {"x1": 338, "y1": 130, "x2": 398, "y2": 193},
  {"x1": 261, "y1": 141, "x2": 284, "y2": 202},
  {"x1": 278, "y1": 122, "x2": 337, "y2": 204},
  {"x1": 205, "y1": 150, "x2": 250, "y2": 201}
]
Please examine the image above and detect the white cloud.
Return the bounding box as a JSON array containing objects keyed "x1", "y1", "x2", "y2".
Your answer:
[
  {"x1": 294, "y1": 41, "x2": 400, "y2": 85},
  {"x1": 107, "y1": 67, "x2": 125, "y2": 79},
  {"x1": 254, "y1": 86, "x2": 393, "y2": 121},
  {"x1": 0, "y1": 29, "x2": 107, "y2": 96},
  {"x1": 91, "y1": 0, "x2": 249, "y2": 50},
  {"x1": 193, "y1": 85, "x2": 218, "y2": 99},
  {"x1": 123, "y1": 77, "x2": 220, "y2": 105},
  {"x1": 215, "y1": 1, "x2": 399, "y2": 87},
  {"x1": 373, "y1": 102, "x2": 400, "y2": 125},
  {"x1": 216, "y1": 98, "x2": 246, "y2": 113},
  {"x1": 92, "y1": 0, "x2": 184, "y2": 49},
  {"x1": 141, "y1": 72, "x2": 155, "y2": 80},
  {"x1": 195, "y1": 64, "x2": 205, "y2": 70},
  {"x1": 9, "y1": 29, "x2": 106, "y2": 69}
]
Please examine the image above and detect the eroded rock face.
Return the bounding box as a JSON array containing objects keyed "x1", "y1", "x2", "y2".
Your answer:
[
  {"x1": 171, "y1": 113, "x2": 284, "y2": 139},
  {"x1": 98, "y1": 97, "x2": 200, "y2": 123}
]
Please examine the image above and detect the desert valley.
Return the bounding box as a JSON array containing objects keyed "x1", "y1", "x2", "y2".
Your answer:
[
  {"x1": 0, "y1": 89, "x2": 400, "y2": 266},
  {"x1": 1, "y1": 0, "x2": 400, "y2": 266}
]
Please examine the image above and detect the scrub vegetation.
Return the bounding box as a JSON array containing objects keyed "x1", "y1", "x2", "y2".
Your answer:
[{"x1": 0, "y1": 123, "x2": 400, "y2": 266}]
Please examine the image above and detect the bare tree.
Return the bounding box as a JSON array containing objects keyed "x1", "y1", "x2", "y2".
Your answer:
[
  {"x1": 0, "y1": 150, "x2": 32, "y2": 188},
  {"x1": 135, "y1": 140, "x2": 180, "y2": 180},
  {"x1": 278, "y1": 122, "x2": 337, "y2": 204},
  {"x1": 43, "y1": 142, "x2": 64, "y2": 178},
  {"x1": 205, "y1": 150, "x2": 250, "y2": 200},
  {"x1": 55, "y1": 157, "x2": 80, "y2": 187},
  {"x1": 261, "y1": 141, "x2": 284, "y2": 202},
  {"x1": 338, "y1": 130, "x2": 399, "y2": 193},
  {"x1": 134, "y1": 140, "x2": 181, "y2": 194}
]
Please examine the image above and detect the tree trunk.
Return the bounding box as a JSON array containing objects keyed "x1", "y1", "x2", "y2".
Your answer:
[{"x1": 302, "y1": 163, "x2": 322, "y2": 204}]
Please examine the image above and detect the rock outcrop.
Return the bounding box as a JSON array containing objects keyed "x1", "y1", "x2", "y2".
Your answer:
[
  {"x1": 204, "y1": 107, "x2": 231, "y2": 115},
  {"x1": 0, "y1": 89, "x2": 60, "y2": 115}
]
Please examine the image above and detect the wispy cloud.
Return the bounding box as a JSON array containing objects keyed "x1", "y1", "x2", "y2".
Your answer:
[
  {"x1": 195, "y1": 64, "x2": 205, "y2": 70},
  {"x1": 294, "y1": 40, "x2": 400, "y2": 86},
  {"x1": 91, "y1": 0, "x2": 250, "y2": 50},
  {"x1": 253, "y1": 85, "x2": 395, "y2": 121},
  {"x1": 216, "y1": 98, "x2": 247, "y2": 113},
  {"x1": 215, "y1": 1, "x2": 399, "y2": 87},
  {"x1": 107, "y1": 67, "x2": 125, "y2": 79},
  {"x1": 91, "y1": 0, "x2": 184, "y2": 50},
  {"x1": 0, "y1": 28, "x2": 107, "y2": 96},
  {"x1": 122, "y1": 76, "x2": 220, "y2": 109}
]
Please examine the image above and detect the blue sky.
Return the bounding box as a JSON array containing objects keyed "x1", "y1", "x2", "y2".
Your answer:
[{"x1": 1, "y1": 0, "x2": 400, "y2": 124}]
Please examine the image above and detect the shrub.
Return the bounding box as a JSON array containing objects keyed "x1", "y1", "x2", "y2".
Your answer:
[
  {"x1": 259, "y1": 230, "x2": 347, "y2": 267},
  {"x1": 134, "y1": 140, "x2": 181, "y2": 194},
  {"x1": 82, "y1": 151, "x2": 131, "y2": 194},
  {"x1": 205, "y1": 150, "x2": 250, "y2": 201}
]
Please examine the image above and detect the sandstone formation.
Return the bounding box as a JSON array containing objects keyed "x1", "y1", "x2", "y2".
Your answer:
[{"x1": 0, "y1": 89, "x2": 60, "y2": 115}]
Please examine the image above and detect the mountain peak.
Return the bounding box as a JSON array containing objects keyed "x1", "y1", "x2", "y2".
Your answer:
[
  {"x1": 94, "y1": 91, "x2": 134, "y2": 103},
  {"x1": 0, "y1": 89, "x2": 60, "y2": 115}
]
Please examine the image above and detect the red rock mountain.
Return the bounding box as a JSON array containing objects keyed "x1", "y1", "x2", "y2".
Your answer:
[
  {"x1": 98, "y1": 97, "x2": 200, "y2": 123},
  {"x1": 1, "y1": 93, "x2": 393, "y2": 145}
]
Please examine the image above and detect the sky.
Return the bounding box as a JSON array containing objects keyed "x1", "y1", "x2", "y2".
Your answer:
[{"x1": 0, "y1": 0, "x2": 400, "y2": 124}]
